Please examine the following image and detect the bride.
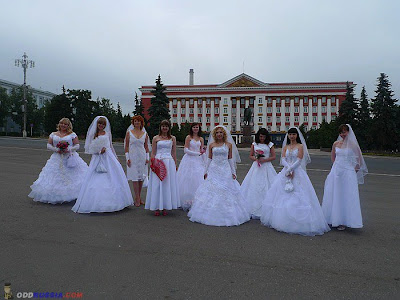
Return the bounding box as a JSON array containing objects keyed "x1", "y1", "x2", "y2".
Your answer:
[
  {"x1": 72, "y1": 116, "x2": 133, "y2": 213},
  {"x1": 260, "y1": 127, "x2": 330, "y2": 236},
  {"x1": 188, "y1": 125, "x2": 250, "y2": 226}
]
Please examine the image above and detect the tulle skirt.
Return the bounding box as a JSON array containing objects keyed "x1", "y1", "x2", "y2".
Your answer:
[
  {"x1": 260, "y1": 168, "x2": 330, "y2": 236},
  {"x1": 72, "y1": 151, "x2": 133, "y2": 213},
  {"x1": 145, "y1": 158, "x2": 180, "y2": 211},
  {"x1": 177, "y1": 153, "x2": 205, "y2": 211},
  {"x1": 29, "y1": 152, "x2": 88, "y2": 204},
  {"x1": 188, "y1": 165, "x2": 250, "y2": 226},
  {"x1": 322, "y1": 163, "x2": 363, "y2": 228},
  {"x1": 240, "y1": 161, "x2": 277, "y2": 218}
]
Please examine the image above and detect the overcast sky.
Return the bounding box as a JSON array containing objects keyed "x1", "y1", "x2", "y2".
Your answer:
[{"x1": 1, "y1": 0, "x2": 399, "y2": 114}]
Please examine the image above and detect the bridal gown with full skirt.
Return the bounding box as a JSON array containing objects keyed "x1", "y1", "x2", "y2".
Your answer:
[
  {"x1": 72, "y1": 134, "x2": 133, "y2": 213},
  {"x1": 29, "y1": 132, "x2": 88, "y2": 204},
  {"x1": 177, "y1": 139, "x2": 205, "y2": 211},
  {"x1": 260, "y1": 148, "x2": 330, "y2": 236},
  {"x1": 188, "y1": 144, "x2": 250, "y2": 226},
  {"x1": 240, "y1": 142, "x2": 277, "y2": 218}
]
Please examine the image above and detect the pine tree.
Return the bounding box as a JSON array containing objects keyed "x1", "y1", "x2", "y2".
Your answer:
[
  {"x1": 44, "y1": 87, "x2": 73, "y2": 134},
  {"x1": 338, "y1": 81, "x2": 358, "y2": 125},
  {"x1": 133, "y1": 92, "x2": 145, "y2": 119},
  {"x1": 371, "y1": 73, "x2": 398, "y2": 150},
  {"x1": 356, "y1": 86, "x2": 372, "y2": 149},
  {"x1": 0, "y1": 87, "x2": 11, "y2": 128},
  {"x1": 147, "y1": 75, "x2": 171, "y2": 138},
  {"x1": 69, "y1": 89, "x2": 96, "y2": 136}
]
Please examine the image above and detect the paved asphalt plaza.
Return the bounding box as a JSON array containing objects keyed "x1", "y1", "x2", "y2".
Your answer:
[{"x1": 1, "y1": 136, "x2": 399, "y2": 299}]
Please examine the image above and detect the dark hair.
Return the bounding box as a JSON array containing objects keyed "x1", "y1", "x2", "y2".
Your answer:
[
  {"x1": 189, "y1": 123, "x2": 202, "y2": 137},
  {"x1": 338, "y1": 124, "x2": 350, "y2": 133},
  {"x1": 286, "y1": 127, "x2": 301, "y2": 144},
  {"x1": 255, "y1": 128, "x2": 271, "y2": 144},
  {"x1": 159, "y1": 119, "x2": 171, "y2": 138}
]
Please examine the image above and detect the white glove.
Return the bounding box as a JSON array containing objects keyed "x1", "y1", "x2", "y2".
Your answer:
[
  {"x1": 184, "y1": 147, "x2": 200, "y2": 156},
  {"x1": 146, "y1": 153, "x2": 150, "y2": 161},
  {"x1": 47, "y1": 143, "x2": 58, "y2": 152},
  {"x1": 281, "y1": 156, "x2": 290, "y2": 168},
  {"x1": 69, "y1": 144, "x2": 80, "y2": 152},
  {"x1": 287, "y1": 158, "x2": 302, "y2": 173},
  {"x1": 204, "y1": 158, "x2": 212, "y2": 175},
  {"x1": 228, "y1": 158, "x2": 236, "y2": 176}
]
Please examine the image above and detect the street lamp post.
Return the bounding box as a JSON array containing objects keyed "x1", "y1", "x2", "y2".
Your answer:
[{"x1": 15, "y1": 52, "x2": 35, "y2": 138}]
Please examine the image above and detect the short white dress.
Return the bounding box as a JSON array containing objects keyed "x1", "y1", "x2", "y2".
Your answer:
[
  {"x1": 188, "y1": 144, "x2": 250, "y2": 226},
  {"x1": 145, "y1": 139, "x2": 180, "y2": 211},
  {"x1": 72, "y1": 134, "x2": 133, "y2": 213},
  {"x1": 29, "y1": 132, "x2": 88, "y2": 204},
  {"x1": 240, "y1": 142, "x2": 277, "y2": 218},
  {"x1": 126, "y1": 131, "x2": 148, "y2": 182},
  {"x1": 176, "y1": 139, "x2": 205, "y2": 210},
  {"x1": 322, "y1": 147, "x2": 363, "y2": 228},
  {"x1": 260, "y1": 148, "x2": 330, "y2": 236}
]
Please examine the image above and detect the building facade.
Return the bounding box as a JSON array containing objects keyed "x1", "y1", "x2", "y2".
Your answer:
[
  {"x1": 0, "y1": 78, "x2": 56, "y2": 109},
  {"x1": 139, "y1": 72, "x2": 352, "y2": 142}
]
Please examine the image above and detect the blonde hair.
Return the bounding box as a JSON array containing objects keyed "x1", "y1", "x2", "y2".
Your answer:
[
  {"x1": 212, "y1": 126, "x2": 227, "y2": 143},
  {"x1": 95, "y1": 117, "x2": 107, "y2": 139},
  {"x1": 57, "y1": 118, "x2": 73, "y2": 134}
]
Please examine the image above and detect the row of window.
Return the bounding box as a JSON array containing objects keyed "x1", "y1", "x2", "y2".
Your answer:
[
  {"x1": 172, "y1": 106, "x2": 337, "y2": 115},
  {"x1": 171, "y1": 96, "x2": 337, "y2": 106}
]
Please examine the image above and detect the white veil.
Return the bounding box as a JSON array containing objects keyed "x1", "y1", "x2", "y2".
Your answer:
[
  {"x1": 337, "y1": 124, "x2": 368, "y2": 184},
  {"x1": 280, "y1": 127, "x2": 311, "y2": 171},
  {"x1": 84, "y1": 116, "x2": 117, "y2": 158},
  {"x1": 206, "y1": 125, "x2": 241, "y2": 167},
  {"x1": 125, "y1": 124, "x2": 152, "y2": 152}
]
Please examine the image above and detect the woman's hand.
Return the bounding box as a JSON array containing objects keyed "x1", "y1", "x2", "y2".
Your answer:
[
  {"x1": 127, "y1": 159, "x2": 131, "y2": 167},
  {"x1": 232, "y1": 174, "x2": 236, "y2": 180},
  {"x1": 145, "y1": 159, "x2": 149, "y2": 165},
  {"x1": 100, "y1": 147, "x2": 106, "y2": 154}
]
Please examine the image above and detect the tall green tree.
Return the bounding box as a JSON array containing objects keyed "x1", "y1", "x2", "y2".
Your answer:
[
  {"x1": 9, "y1": 86, "x2": 43, "y2": 135},
  {"x1": 338, "y1": 81, "x2": 358, "y2": 125},
  {"x1": 69, "y1": 89, "x2": 96, "y2": 136},
  {"x1": 147, "y1": 75, "x2": 171, "y2": 138},
  {"x1": 356, "y1": 86, "x2": 372, "y2": 149},
  {"x1": 0, "y1": 87, "x2": 11, "y2": 128},
  {"x1": 44, "y1": 88, "x2": 73, "y2": 134},
  {"x1": 133, "y1": 92, "x2": 145, "y2": 121},
  {"x1": 370, "y1": 73, "x2": 398, "y2": 150}
]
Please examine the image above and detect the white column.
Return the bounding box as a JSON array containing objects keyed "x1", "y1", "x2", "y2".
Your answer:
[
  {"x1": 290, "y1": 98, "x2": 294, "y2": 127},
  {"x1": 281, "y1": 99, "x2": 285, "y2": 131},
  {"x1": 177, "y1": 101, "x2": 181, "y2": 127},
  {"x1": 211, "y1": 100, "x2": 215, "y2": 128},
  {"x1": 272, "y1": 99, "x2": 277, "y2": 131},
  {"x1": 194, "y1": 100, "x2": 198, "y2": 123},
  {"x1": 169, "y1": 101, "x2": 173, "y2": 123},
  {"x1": 299, "y1": 98, "x2": 304, "y2": 125},
  {"x1": 317, "y1": 98, "x2": 322, "y2": 128},
  {"x1": 236, "y1": 102, "x2": 240, "y2": 132},
  {"x1": 202, "y1": 101, "x2": 206, "y2": 129},
  {"x1": 336, "y1": 97, "x2": 339, "y2": 115},
  {"x1": 263, "y1": 96, "x2": 267, "y2": 128},
  {"x1": 185, "y1": 100, "x2": 189, "y2": 123},
  {"x1": 308, "y1": 101, "x2": 312, "y2": 131}
]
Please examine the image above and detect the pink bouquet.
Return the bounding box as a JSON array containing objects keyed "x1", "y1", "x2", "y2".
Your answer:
[
  {"x1": 255, "y1": 149, "x2": 265, "y2": 167},
  {"x1": 56, "y1": 141, "x2": 69, "y2": 153}
]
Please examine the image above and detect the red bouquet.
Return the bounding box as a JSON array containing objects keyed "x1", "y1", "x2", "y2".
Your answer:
[
  {"x1": 150, "y1": 158, "x2": 167, "y2": 181},
  {"x1": 255, "y1": 149, "x2": 265, "y2": 167},
  {"x1": 56, "y1": 141, "x2": 69, "y2": 153}
]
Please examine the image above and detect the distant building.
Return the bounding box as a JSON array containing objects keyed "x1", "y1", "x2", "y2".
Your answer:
[
  {"x1": 139, "y1": 71, "x2": 353, "y2": 143},
  {"x1": 0, "y1": 79, "x2": 56, "y2": 133}
]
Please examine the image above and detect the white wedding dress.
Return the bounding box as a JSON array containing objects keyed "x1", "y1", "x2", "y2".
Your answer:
[
  {"x1": 240, "y1": 142, "x2": 277, "y2": 218},
  {"x1": 177, "y1": 139, "x2": 205, "y2": 211},
  {"x1": 322, "y1": 147, "x2": 363, "y2": 228},
  {"x1": 260, "y1": 148, "x2": 330, "y2": 236},
  {"x1": 72, "y1": 134, "x2": 133, "y2": 213},
  {"x1": 188, "y1": 144, "x2": 250, "y2": 226},
  {"x1": 29, "y1": 132, "x2": 88, "y2": 204},
  {"x1": 145, "y1": 139, "x2": 180, "y2": 211},
  {"x1": 126, "y1": 131, "x2": 148, "y2": 182}
]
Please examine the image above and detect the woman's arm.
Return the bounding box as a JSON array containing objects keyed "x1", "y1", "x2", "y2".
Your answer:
[
  {"x1": 124, "y1": 131, "x2": 130, "y2": 153},
  {"x1": 144, "y1": 134, "x2": 150, "y2": 164},
  {"x1": 249, "y1": 144, "x2": 256, "y2": 161},
  {"x1": 227, "y1": 143, "x2": 236, "y2": 179},
  {"x1": 266, "y1": 146, "x2": 276, "y2": 162},
  {"x1": 331, "y1": 141, "x2": 337, "y2": 163},
  {"x1": 151, "y1": 136, "x2": 158, "y2": 159}
]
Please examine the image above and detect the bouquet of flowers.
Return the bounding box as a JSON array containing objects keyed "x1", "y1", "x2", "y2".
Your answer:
[
  {"x1": 255, "y1": 149, "x2": 265, "y2": 167},
  {"x1": 56, "y1": 141, "x2": 69, "y2": 153}
]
